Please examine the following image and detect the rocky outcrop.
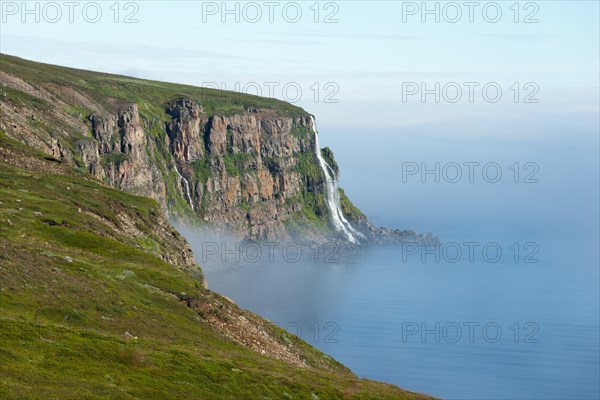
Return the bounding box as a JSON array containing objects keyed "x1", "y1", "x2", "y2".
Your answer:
[
  {"x1": 167, "y1": 105, "x2": 316, "y2": 241},
  {"x1": 87, "y1": 104, "x2": 167, "y2": 207},
  {"x1": 166, "y1": 99, "x2": 207, "y2": 162}
]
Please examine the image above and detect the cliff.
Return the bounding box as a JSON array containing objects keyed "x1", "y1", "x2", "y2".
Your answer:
[{"x1": 0, "y1": 54, "x2": 370, "y2": 243}]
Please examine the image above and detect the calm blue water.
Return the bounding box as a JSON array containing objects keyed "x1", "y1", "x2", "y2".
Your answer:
[{"x1": 181, "y1": 121, "x2": 599, "y2": 399}]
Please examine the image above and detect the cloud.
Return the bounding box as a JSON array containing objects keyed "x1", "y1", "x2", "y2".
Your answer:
[
  {"x1": 479, "y1": 33, "x2": 559, "y2": 42},
  {"x1": 279, "y1": 31, "x2": 424, "y2": 41}
]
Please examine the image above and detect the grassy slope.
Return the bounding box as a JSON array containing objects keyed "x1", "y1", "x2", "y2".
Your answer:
[
  {"x1": 0, "y1": 53, "x2": 306, "y2": 117},
  {"x1": 0, "y1": 132, "x2": 431, "y2": 399}
]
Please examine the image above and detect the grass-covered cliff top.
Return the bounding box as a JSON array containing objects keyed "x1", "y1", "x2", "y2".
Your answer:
[{"x1": 0, "y1": 53, "x2": 307, "y2": 117}]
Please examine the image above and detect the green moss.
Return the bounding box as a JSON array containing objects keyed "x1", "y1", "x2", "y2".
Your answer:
[
  {"x1": 191, "y1": 157, "x2": 210, "y2": 185},
  {"x1": 294, "y1": 151, "x2": 321, "y2": 181},
  {"x1": 63, "y1": 104, "x2": 92, "y2": 121},
  {"x1": 321, "y1": 147, "x2": 339, "y2": 176},
  {"x1": 290, "y1": 126, "x2": 311, "y2": 141},
  {"x1": 339, "y1": 188, "x2": 366, "y2": 222},
  {"x1": 223, "y1": 152, "x2": 254, "y2": 177},
  {"x1": 139, "y1": 105, "x2": 171, "y2": 139},
  {"x1": 302, "y1": 192, "x2": 327, "y2": 223},
  {"x1": 101, "y1": 153, "x2": 130, "y2": 166},
  {"x1": 238, "y1": 197, "x2": 250, "y2": 211},
  {"x1": 285, "y1": 190, "x2": 328, "y2": 231}
]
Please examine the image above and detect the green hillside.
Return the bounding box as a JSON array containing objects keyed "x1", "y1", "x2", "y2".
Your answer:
[
  {"x1": 0, "y1": 53, "x2": 306, "y2": 117},
  {"x1": 0, "y1": 131, "x2": 431, "y2": 399}
]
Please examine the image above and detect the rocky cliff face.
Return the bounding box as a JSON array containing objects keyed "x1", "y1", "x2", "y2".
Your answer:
[
  {"x1": 0, "y1": 64, "x2": 347, "y2": 242},
  {"x1": 1, "y1": 55, "x2": 439, "y2": 246},
  {"x1": 164, "y1": 100, "x2": 321, "y2": 241},
  {"x1": 87, "y1": 104, "x2": 167, "y2": 206}
]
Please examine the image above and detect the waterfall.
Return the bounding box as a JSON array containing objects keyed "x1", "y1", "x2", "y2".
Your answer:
[
  {"x1": 174, "y1": 163, "x2": 195, "y2": 211},
  {"x1": 310, "y1": 116, "x2": 365, "y2": 244}
]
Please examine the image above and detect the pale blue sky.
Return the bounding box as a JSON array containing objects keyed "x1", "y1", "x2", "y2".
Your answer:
[{"x1": 1, "y1": 1, "x2": 598, "y2": 129}]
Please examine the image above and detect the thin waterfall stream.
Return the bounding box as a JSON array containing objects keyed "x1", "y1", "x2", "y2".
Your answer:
[
  {"x1": 174, "y1": 163, "x2": 195, "y2": 211},
  {"x1": 310, "y1": 116, "x2": 365, "y2": 244}
]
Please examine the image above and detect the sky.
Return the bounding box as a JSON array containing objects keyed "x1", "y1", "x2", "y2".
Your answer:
[{"x1": 1, "y1": 0, "x2": 598, "y2": 131}]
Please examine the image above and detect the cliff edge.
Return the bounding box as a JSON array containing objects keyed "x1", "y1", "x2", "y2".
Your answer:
[{"x1": 0, "y1": 54, "x2": 433, "y2": 245}]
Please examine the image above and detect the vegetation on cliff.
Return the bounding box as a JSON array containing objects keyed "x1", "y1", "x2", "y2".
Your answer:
[{"x1": 0, "y1": 54, "x2": 306, "y2": 117}]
